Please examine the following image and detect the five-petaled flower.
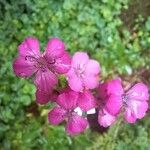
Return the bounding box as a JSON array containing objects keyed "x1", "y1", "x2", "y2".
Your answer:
[
  {"x1": 66, "y1": 52, "x2": 100, "y2": 92},
  {"x1": 48, "y1": 89, "x2": 89, "y2": 135},
  {"x1": 13, "y1": 37, "x2": 71, "y2": 97},
  {"x1": 101, "y1": 79, "x2": 149, "y2": 124},
  {"x1": 122, "y1": 83, "x2": 149, "y2": 123}
]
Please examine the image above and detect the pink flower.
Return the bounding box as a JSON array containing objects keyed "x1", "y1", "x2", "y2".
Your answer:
[
  {"x1": 100, "y1": 79, "x2": 149, "y2": 124},
  {"x1": 48, "y1": 89, "x2": 89, "y2": 135},
  {"x1": 123, "y1": 83, "x2": 149, "y2": 123},
  {"x1": 13, "y1": 37, "x2": 71, "y2": 93},
  {"x1": 97, "y1": 82, "x2": 117, "y2": 127},
  {"x1": 66, "y1": 52, "x2": 100, "y2": 92}
]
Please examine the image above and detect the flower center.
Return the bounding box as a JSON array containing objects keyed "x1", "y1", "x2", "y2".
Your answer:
[
  {"x1": 36, "y1": 57, "x2": 48, "y2": 71},
  {"x1": 75, "y1": 64, "x2": 86, "y2": 78},
  {"x1": 25, "y1": 55, "x2": 56, "y2": 72},
  {"x1": 122, "y1": 94, "x2": 129, "y2": 105}
]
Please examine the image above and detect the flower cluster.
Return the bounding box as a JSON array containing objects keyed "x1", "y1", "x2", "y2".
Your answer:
[{"x1": 13, "y1": 37, "x2": 150, "y2": 135}]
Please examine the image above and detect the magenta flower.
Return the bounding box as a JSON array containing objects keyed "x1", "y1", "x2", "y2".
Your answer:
[
  {"x1": 101, "y1": 79, "x2": 149, "y2": 124},
  {"x1": 123, "y1": 83, "x2": 149, "y2": 123},
  {"x1": 13, "y1": 37, "x2": 71, "y2": 93},
  {"x1": 66, "y1": 52, "x2": 100, "y2": 92},
  {"x1": 48, "y1": 89, "x2": 89, "y2": 135}
]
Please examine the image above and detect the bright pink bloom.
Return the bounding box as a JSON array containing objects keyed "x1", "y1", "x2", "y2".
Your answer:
[
  {"x1": 48, "y1": 89, "x2": 88, "y2": 135},
  {"x1": 66, "y1": 52, "x2": 100, "y2": 92},
  {"x1": 123, "y1": 83, "x2": 149, "y2": 123},
  {"x1": 99, "y1": 79, "x2": 149, "y2": 124},
  {"x1": 13, "y1": 37, "x2": 71, "y2": 93}
]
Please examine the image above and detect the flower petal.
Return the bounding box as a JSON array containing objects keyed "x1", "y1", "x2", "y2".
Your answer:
[
  {"x1": 97, "y1": 83, "x2": 108, "y2": 100},
  {"x1": 128, "y1": 100, "x2": 148, "y2": 119},
  {"x1": 98, "y1": 109, "x2": 116, "y2": 127},
  {"x1": 68, "y1": 76, "x2": 83, "y2": 92},
  {"x1": 36, "y1": 89, "x2": 51, "y2": 104},
  {"x1": 57, "y1": 90, "x2": 78, "y2": 110},
  {"x1": 107, "y1": 79, "x2": 124, "y2": 96},
  {"x1": 72, "y1": 52, "x2": 89, "y2": 68},
  {"x1": 18, "y1": 37, "x2": 41, "y2": 58},
  {"x1": 126, "y1": 83, "x2": 149, "y2": 101},
  {"x1": 66, "y1": 114, "x2": 88, "y2": 135},
  {"x1": 45, "y1": 38, "x2": 65, "y2": 59},
  {"x1": 35, "y1": 89, "x2": 57, "y2": 105},
  {"x1": 125, "y1": 100, "x2": 148, "y2": 123},
  {"x1": 53, "y1": 52, "x2": 71, "y2": 74},
  {"x1": 13, "y1": 56, "x2": 36, "y2": 77},
  {"x1": 124, "y1": 108, "x2": 137, "y2": 123},
  {"x1": 78, "y1": 90, "x2": 96, "y2": 111},
  {"x1": 105, "y1": 95, "x2": 122, "y2": 115},
  {"x1": 48, "y1": 107, "x2": 67, "y2": 125},
  {"x1": 34, "y1": 69, "x2": 58, "y2": 92},
  {"x1": 135, "y1": 101, "x2": 148, "y2": 119},
  {"x1": 83, "y1": 75, "x2": 99, "y2": 90},
  {"x1": 85, "y1": 59, "x2": 100, "y2": 75}
]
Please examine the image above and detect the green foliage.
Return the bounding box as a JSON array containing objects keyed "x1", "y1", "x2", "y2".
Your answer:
[
  {"x1": 88, "y1": 118, "x2": 150, "y2": 150},
  {"x1": 0, "y1": 0, "x2": 150, "y2": 149}
]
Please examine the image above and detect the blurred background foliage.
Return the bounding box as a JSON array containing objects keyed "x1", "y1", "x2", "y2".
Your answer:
[{"x1": 0, "y1": 0, "x2": 150, "y2": 149}]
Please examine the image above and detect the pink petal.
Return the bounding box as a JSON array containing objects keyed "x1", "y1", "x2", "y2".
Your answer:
[
  {"x1": 126, "y1": 83, "x2": 149, "y2": 101},
  {"x1": 136, "y1": 101, "x2": 148, "y2": 119},
  {"x1": 66, "y1": 68, "x2": 74, "y2": 79},
  {"x1": 18, "y1": 37, "x2": 41, "y2": 58},
  {"x1": 85, "y1": 59, "x2": 101, "y2": 75},
  {"x1": 68, "y1": 76, "x2": 83, "y2": 92},
  {"x1": 78, "y1": 90, "x2": 96, "y2": 111},
  {"x1": 48, "y1": 107, "x2": 67, "y2": 125},
  {"x1": 105, "y1": 95, "x2": 122, "y2": 115},
  {"x1": 72, "y1": 52, "x2": 89, "y2": 68},
  {"x1": 53, "y1": 52, "x2": 71, "y2": 74},
  {"x1": 66, "y1": 114, "x2": 88, "y2": 135},
  {"x1": 124, "y1": 108, "x2": 137, "y2": 123},
  {"x1": 107, "y1": 79, "x2": 124, "y2": 96},
  {"x1": 34, "y1": 69, "x2": 58, "y2": 92},
  {"x1": 57, "y1": 90, "x2": 78, "y2": 110},
  {"x1": 83, "y1": 75, "x2": 99, "y2": 90},
  {"x1": 97, "y1": 83, "x2": 108, "y2": 100},
  {"x1": 36, "y1": 89, "x2": 57, "y2": 105},
  {"x1": 45, "y1": 38, "x2": 65, "y2": 59},
  {"x1": 128, "y1": 100, "x2": 148, "y2": 119},
  {"x1": 124, "y1": 100, "x2": 148, "y2": 123},
  {"x1": 36, "y1": 89, "x2": 50, "y2": 104},
  {"x1": 13, "y1": 56, "x2": 36, "y2": 77},
  {"x1": 98, "y1": 109, "x2": 116, "y2": 127}
]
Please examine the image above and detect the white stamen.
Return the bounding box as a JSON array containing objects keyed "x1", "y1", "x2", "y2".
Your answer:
[
  {"x1": 74, "y1": 107, "x2": 83, "y2": 116},
  {"x1": 87, "y1": 108, "x2": 96, "y2": 114}
]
